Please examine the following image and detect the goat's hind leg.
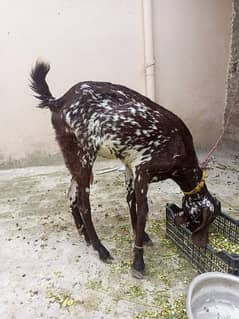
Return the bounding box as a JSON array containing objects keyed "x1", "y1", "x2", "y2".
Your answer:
[
  {"x1": 77, "y1": 169, "x2": 112, "y2": 262},
  {"x1": 57, "y1": 133, "x2": 111, "y2": 262},
  {"x1": 125, "y1": 167, "x2": 152, "y2": 245},
  {"x1": 68, "y1": 178, "x2": 91, "y2": 244}
]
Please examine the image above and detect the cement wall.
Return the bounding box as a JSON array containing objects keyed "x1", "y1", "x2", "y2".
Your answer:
[
  {"x1": 0, "y1": 0, "x2": 145, "y2": 162},
  {"x1": 223, "y1": 0, "x2": 239, "y2": 150},
  {"x1": 0, "y1": 0, "x2": 233, "y2": 164},
  {"x1": 153, "y1": 0, "x2": 232, "y2": 150}
]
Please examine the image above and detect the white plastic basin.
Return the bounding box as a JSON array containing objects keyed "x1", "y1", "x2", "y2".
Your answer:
[{"x1": 186, "y1": 272, "x2": 239, "y2": 319}]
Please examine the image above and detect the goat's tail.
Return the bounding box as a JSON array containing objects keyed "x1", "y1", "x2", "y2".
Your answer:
[{"x1": 30, "y1": 60, "x2": 62, "y2": 111}]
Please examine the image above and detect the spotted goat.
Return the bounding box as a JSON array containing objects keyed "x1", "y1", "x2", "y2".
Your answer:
[{"x1": 30, "y1": 61, "x2": 221, "y2": 278}]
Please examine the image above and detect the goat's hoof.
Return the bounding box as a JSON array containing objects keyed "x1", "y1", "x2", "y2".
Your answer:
[
  {"x1": 143, "y1": 232, "x2": 153, "y2": 246},
  {"x1": 85, "y1": 240, "x2": 91, "y2": 246},
  {"x1": 144, "y1": 239, "x2": 153, "y2": 246},
  {"x1": 131, "y1": 268, "x2": 145, "y2": 279},
  {"x1": 104, "y1": 255, "x2": 114, "y2": 264},
  {"x1": 132, "y1": 259, "x2": 145, "y2": 279},
  {"x1": 98, "y1": 245, "x2": 112, "y2": 262},
  {"x1": 77, "y1": 227, "x2": 91, "y2": 245},
  {"x1": 83, "y1": 235, "x2": 91, "y2": 246},
  {"x1": 100, "y1": 253, "x2": 113, "y2": 263},
  {"x1": 81, "y1": 232, "x2": 91, "y2": 245}
]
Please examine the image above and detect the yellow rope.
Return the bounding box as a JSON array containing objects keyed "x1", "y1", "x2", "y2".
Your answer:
[{"x1": 183, "y1": 170, "x2": 206, "y2": 196}]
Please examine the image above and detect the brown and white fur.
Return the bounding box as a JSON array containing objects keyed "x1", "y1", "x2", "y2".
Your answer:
[{"x1": 30, "y1": 61, "x2": 220, "y2": 278}]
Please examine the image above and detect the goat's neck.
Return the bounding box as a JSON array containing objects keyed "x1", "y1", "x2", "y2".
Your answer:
[{"x1": 174, "y1": 167, "x2": 205, "y2": 194}]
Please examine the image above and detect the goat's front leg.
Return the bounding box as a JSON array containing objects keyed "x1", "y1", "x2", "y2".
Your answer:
[
  {"x1": 125, "y1": 167, "x2": 152, "y2": 245},
  {"x1": 131, "y1": 172, "x2": 149, "y2": 279},
  {"x1": 75, "y1": 170, "x2": 112, "y2": 262}
]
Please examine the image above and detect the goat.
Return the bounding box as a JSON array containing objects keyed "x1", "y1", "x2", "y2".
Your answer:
[{"x1": 30, "y1": 61, "x2": 221, "y2": 278}]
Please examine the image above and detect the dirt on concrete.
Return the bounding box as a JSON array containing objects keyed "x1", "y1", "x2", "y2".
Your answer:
[{"x1": 0, "y1": 155, "x2": 238, "y2": 319}]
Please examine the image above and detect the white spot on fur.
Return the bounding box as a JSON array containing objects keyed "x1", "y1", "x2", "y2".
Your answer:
[
  {"x1": 65, "y1": 112, "x2": 72, "y2": 126},
  {"x1": 117, "y1": 90, "x2": 127, "y2": 97},
  {"x1": 154, "y1": 141, "x2": 161, "y2": 147},
  {"x1": 81, "y1": 84, "x2": 90, "y2": 89},
  {"x1": 130, "y1": 108, "x2": 136, "y2": 116},
  {"x1": 142, "y1": 130, "x2": 150, "y2": 137},
  {"x1": 113, "y1": 114, "x2": 119, "y2": 121},
  {"x1": 135, "y1": 129, "x2": 141, "y2": 136},
  {"x1": 173, "y1": 154, "x2": 181, "y2": 159},
  {"x1": 67, "y1": 179, "x2": 77, "y2": 204}
]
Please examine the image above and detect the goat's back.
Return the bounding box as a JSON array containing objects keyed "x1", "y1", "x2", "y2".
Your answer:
[{"x1": 51, "y1": 81, "x2": 197, "y2": 170}]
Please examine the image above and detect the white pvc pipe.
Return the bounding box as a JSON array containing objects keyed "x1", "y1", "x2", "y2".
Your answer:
[{"x1": 142, "y1": 0, "x2": 155, "y2": 101}]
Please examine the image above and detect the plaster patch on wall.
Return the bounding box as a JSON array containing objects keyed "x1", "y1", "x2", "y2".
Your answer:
[{"x1": 223, "y1": 0, "x2": 239, "y2": 149}]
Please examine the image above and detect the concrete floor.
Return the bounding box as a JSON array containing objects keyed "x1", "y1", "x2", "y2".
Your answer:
[{"x1": 0, "y1": 154, "x2": 238, "y2": 319}]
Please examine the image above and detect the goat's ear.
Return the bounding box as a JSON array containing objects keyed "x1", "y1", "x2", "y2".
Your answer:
[
  {"x1": 174, "y1": 199, "x2": 188, "y2": 225},
  {"x1": 174, "y1": 212, "x2": 188, "y2": 225},
  {"x1": 192, "y1": 207, "x2": 210, "y2": 248}
]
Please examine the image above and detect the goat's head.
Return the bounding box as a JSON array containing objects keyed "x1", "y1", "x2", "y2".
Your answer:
[
  {"x1": 173, "y1": 169, "x2": 221, "y2": 248},
  {"x1": 181, "y1": 191, "x2": 221, "y2": 248}
]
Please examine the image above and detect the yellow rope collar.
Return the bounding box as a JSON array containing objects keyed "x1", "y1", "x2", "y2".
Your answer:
[{"x1": 183, "y1": 170, "x2": 206, "y2": 196}]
